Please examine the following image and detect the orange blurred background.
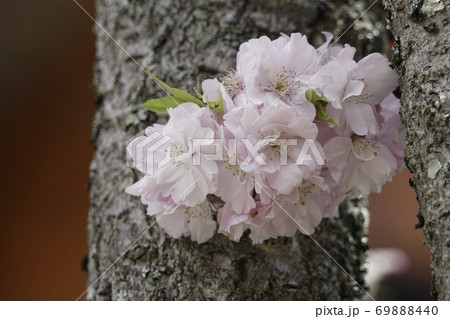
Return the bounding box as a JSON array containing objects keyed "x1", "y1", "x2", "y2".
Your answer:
[{"x1": 0, "y1": 0, "x2": 430, "y2": 300}]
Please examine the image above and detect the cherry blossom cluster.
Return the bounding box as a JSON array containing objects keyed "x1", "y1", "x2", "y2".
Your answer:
[{"x1": 126, "y1": 32, "x2": 405, "y2": 244}]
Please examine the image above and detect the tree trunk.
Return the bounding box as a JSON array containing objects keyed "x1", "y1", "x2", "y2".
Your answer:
[
  {"x1": 383, "y1": 0, "x2": 449, "y2": 300},
  {"x1": 88, "y1": 0, "x2": 387, "y2": 300}
]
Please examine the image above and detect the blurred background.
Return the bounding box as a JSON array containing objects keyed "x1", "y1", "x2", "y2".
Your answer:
[{"x1": 0, "y1": 0, "x2": 431, "y2": 300}]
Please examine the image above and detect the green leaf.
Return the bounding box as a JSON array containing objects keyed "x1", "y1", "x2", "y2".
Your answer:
[
  {"x1": 305, "y1": 88, "x2": 329, "y2": 106},
  {"x1": 305, "y1": 88, "x2": 315, "y2": 103},
  {"x1": 142, "y1": 97, "x2": 185, "y2": 114},
  {"x1": 146, "y1": 70, "x2": 205, "y2": 107},
  {"x1": 205, "y1": 92, "x2": 225, "y2": 113},
  {"x1": 305, "y1": 89, "x2": 340, "y2": 126},
  {"x1": 216, "y1": 92, "x2": 225, "y2": 113},
  {"x1": 315, "y1": 102, "x2": 340, "y2": 126},
  {"x1": 194, "y1": 87, "x2": 203, "y2": 100}
]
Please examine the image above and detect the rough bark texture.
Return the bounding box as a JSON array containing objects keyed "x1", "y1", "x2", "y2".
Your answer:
[
  {"x1": 383, "y1": 0, "x2": 449, "y2": 301},
  {"x1": 88, "y1": 0, "x2": 387, "y2": 300}
]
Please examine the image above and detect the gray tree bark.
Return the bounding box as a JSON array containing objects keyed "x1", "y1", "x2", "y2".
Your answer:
[
  {"x1": 383, "y1": 0, "x2": 449, "y2": 300},
  {"x1": 88, "y1": 0, "x2": 387, "y2": 300}
]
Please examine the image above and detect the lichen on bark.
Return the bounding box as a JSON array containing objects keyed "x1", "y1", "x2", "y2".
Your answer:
[
  {"x1": 88, "y1": 0, "x2": 388, "y2": 300},
  {"x1": 383, "y1": 0, "x2": 449, "y2": 301}
]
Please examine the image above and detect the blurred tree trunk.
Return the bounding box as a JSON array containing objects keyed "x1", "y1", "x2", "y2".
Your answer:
[
  {"x1": 383, "y1": 0, "x2": 449, "y2": 300},
  {"x1": 88, "y1": 0, "x2": 387, "y2": 300}
]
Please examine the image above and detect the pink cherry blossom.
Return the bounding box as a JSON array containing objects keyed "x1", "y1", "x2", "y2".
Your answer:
[
  {"x1": 236, "y1": 33, "x2": 319, "y2": 120},
  {"x1": 126, "y1": 32, "x2": 404, "y2": 244},
  {"x1": 323, "y1": 134, "x2": 401, "y2": 195}
]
